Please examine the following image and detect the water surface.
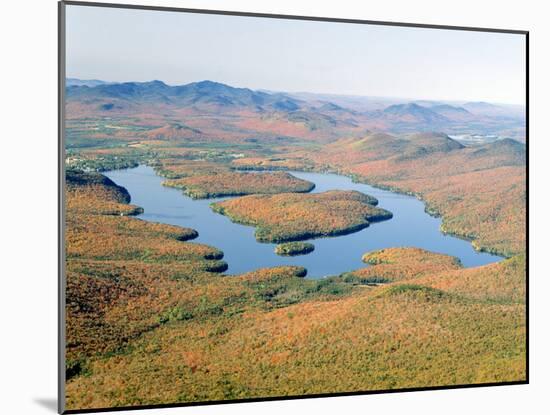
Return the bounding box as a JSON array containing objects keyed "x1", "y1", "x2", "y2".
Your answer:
[{"x1": 105, "y1": 166, "x2": 502, "y2": 278}]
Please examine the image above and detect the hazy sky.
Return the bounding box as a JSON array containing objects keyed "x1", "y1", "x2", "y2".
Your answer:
[{"x1": 66, "y1": 4, "x2": 526, "y2": 104}]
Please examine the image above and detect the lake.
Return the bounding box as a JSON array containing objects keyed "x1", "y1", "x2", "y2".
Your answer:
[{"x1": 105, "y1": 165, "x2": 502, "y2": 278}]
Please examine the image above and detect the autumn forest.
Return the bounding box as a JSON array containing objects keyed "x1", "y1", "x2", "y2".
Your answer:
[{"x1": 63, "y1": 76, "x2": 526, "y2": 411}]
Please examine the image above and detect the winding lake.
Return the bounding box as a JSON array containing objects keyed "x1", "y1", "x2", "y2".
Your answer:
[{"x1": 105, "y1": 165, "x2": 502, "y2": 278}]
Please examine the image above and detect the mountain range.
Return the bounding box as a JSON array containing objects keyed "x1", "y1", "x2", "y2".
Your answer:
[
  {"x1": 66, "y1": 79, "x2": 526, "y2": 143},
  {"x1": 67, "y1": 80, "x2": 305, "y2": 112}
]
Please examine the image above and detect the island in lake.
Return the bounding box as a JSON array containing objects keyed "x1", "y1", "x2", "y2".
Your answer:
[
  {"x1": 275, "y1": 242, "x2": 315, "y2": 256},
  {"x1": 211, "y1": 190, "x2": 392, "y2": 242},
  {"x1": 163, "y1": 171, "x2": 315, "y2": 199}
]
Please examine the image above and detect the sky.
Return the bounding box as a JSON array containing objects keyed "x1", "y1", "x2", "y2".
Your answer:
[{"x1": 65, "y1": 4, "x2": 526, "y2": 105}]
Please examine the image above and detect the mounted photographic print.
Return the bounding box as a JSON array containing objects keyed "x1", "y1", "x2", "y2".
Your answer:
[{"x1": 59, "y1": 1, "x2": 528, "y2": 413}]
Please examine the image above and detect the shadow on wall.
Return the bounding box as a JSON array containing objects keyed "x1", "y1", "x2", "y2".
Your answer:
[{"x1": 34, "y1": 398, "x2": 57, "y2": 413}]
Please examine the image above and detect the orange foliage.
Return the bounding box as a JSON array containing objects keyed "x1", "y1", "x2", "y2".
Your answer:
[
  {"x1": 164, "y1": 171, "x2": 314, "y2": 199},
  {"x1": 212, "y1": 190, "x2": 391, "y2": 242}
]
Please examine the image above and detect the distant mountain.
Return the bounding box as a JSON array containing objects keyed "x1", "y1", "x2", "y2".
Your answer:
[
  {"x1": 430, "y1": 104, "x2": 474, "y2": 121},
  {"x1": 318, "y1": 102, "x2": 347, "y2": 112},
  {"x1": 286, "y1": 91, "x2": 402, "y2": 112},
  {"x1": 66, "y1": 78, "x2": 112, "y2": 87},
  {"x1": 272, "y1": 98, "x2": 300, "y2": 111},
  {"x1": 382, "y1": 103, "x2": 450, "y2": 124},
  {"x1": 411, "y1": 100, "x2": 443, "y2": 107},
  {"x1": 463, "y1": 101, "x2": 501, "y2": 113},
  {"x1": 66, "y1": 79, "x2": 304, "y2": 112},
  {"x1": 463, "y1": 101, "x2": 525, "y2": 119}
]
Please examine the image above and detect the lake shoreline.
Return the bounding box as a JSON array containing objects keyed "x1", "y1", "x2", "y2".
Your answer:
[
  {"x1": 238, "y1": 164, "x2": 510, "y2": 258},
  {"x1": 105, "y1": 165, "x2": 503, "y2": 278}
]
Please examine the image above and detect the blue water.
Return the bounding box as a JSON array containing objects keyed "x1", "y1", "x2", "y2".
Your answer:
[{"x1": 105, "y1": 165, "x2": 502, "y2": 278}]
